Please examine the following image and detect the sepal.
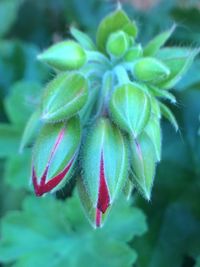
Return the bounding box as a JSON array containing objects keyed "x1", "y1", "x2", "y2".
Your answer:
[{"x1": 129, "y1": 133, "x2": 157, "y2": 200}]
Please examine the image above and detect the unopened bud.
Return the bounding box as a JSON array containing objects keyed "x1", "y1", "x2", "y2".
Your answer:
[
  {"x1": 37, "y1": 41, "x2": 87, "y2": 71},
  {"x1": 32, "y1": 117, "x2": 81, "y2": 196}
]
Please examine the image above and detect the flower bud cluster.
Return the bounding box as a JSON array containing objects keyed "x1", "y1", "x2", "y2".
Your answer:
[{"x1": 21, "y1": 8, "x2": 198, "y2": 228}]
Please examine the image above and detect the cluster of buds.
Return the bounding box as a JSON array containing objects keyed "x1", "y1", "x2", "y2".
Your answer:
[{"x1": 21, "y1": 8, "x2": 198, "y2": 228}]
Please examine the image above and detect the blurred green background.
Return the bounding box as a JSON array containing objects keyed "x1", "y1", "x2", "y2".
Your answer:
[{"x1": 0, "y1": 0, "x2": 200, "y2": 266}]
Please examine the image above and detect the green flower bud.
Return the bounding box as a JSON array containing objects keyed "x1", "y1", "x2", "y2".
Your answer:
[
  {"x1": 109, "y1": 83, "x2": 151, "y2": 138},
  {"x1": 130, "y1": 133, "x2": 157, "y2": 200},
  {"x1": 144, "y1": 116, "x2": 162, "y2": 161},
  {"x1": 96, "y1": 9, "x2": 137, "y2": 53},
  {"x1": 37, "y1": 41, "x2": 87, "y2": 71},
  {"x1": 81, "y1": 118, "x2": 128, "y2": 227},
  {"x1": 123, "y1": 178, "x2": 134, "y2": 200},
  {"x1": 42, "y1": 72, "x2": 88, "y2": 123},
  {"x1": 124, "y1": 44, "x2": 143, "y2": 61},
  {"x1": 106, "y1": 30, "x2": 129, "y2": 58},
  {"x1": 133, "y1": 57, "x2": 170, "y2": 83},
  {"x1": 32, "y1": 117, "x2": 81, "y2": 196}
]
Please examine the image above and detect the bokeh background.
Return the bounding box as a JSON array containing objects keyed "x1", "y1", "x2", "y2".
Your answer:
[{"x1": 0, "y1": 0, "x2": 200, "y2": 266}]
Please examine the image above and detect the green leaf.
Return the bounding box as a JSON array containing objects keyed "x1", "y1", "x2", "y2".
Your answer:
[
  {"x1": 0, "y1": 124, "x2": 21, "y2": 158},
  {"x1": 143, "y1": 24, "x2": 176, "y2": 56},
  {"x1": 0, "y1": 194, "x2": 147, "y2": 267},
  {"x1": 70, "y1": 27, "x2": 96, "y2": 51},
  {"x1": 156, "y1": 47, "x2": 199, "y2": 89},
  {"x1": 143, "y1": 203, "x2": 200, "y2": 267},
  {"x1": 195, "y1": 256, "x2": 200, "y2": 267},
  {"x1": 4, "y1": 81, "x2": 42, "y2": 127},
  {"x1": 4, "y1": 150, "x2": 32, "y2": 191},
  {"x1": 96, "y1": 9, "x2": 137, "y2": 53},
  {"x1": 0, "y1": 0, "x2": 22, "y2": 37},
  {"x1": 0, "y1": 40, "x2": 48, "y2": 91},
  {"x1": 109, "y1": 82, "x2": 151, "y2": 138},
  {"x1": 159, "y1": 102, "x2": 178, "y2": 131}
]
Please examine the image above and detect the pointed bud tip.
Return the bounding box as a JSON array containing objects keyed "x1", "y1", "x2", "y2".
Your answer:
[{"x1": 144, "y1": 189, "x2": 151, "y2": 202}]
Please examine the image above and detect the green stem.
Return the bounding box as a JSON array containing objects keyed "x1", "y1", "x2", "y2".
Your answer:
[{"x1": 114, "y1": 65, "x2": 130, "y2": 85}]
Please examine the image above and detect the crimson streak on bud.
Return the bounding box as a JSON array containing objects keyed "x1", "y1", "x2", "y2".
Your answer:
[
  {"x1": 81, "y1": 118, "x2": 128, "y2": 228},
  {"x1": 32, "y1": 117, "x2": 81, "y2": 196},
  {"x1": 96, "y1": 153, "x2": 110, "y2": 227},
  {"x1": 32, "y1": 159, "x2": 74, "y2": 196}
]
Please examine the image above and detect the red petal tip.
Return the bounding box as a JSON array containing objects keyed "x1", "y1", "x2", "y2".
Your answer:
[{"x1": 97, "y1": 153, "x2": 110, "y2": 213}]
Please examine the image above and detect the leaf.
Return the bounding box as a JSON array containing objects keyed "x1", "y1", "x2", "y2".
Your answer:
[
  {"x1": 4, "y1": 81, "x2": 42, "y2": 127},
  {"x1": 96, "y1": 9, "x2": 137, "y2": 53},
  {"x1": 159, "y1": 102, "x2": 178, "y2": 131},
  {"x1": 0, "y1": 0, "x2": 22, "y2": 37},
  {"x1": 4, "y1": 150, "x2": 32, "y2": 191},
  {"x1": 143, "y1": 24, "x2": 176, "y2": 56},
  {"x1": 0, "y1": 194, "x2": 147, "y2": 267},
  {"x1": 0, "y1": 40, "x2": 48, "y2": 92},
  {"x1": 195, "y1": 256, "x2": 200, "y2": 267},
  {"x1": 146, "y1": 203, "x2": 200, "y2": 267},
  {"x1": 70, "y1": 27, "x2": 96, "y2": 51},
  {"x1": 0, "y1": 124, "x2": 21, "y2": 158}
]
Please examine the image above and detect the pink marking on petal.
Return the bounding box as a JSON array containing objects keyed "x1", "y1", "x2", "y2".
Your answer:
[
  {"x1": 96, "y1": 208, "x2": 102, "y2": 228},
  {"x1": 97, "y1": 153, "x2": 110, "y2": 213},
  {"x1": 47, "y1": 128, "x2": 65, "y2": 166}
]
